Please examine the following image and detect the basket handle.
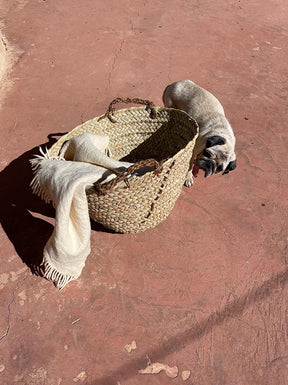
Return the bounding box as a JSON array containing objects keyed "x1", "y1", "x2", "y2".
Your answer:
[
  {"x1": 98, "y1": 97, "x2": 157, "y2": 123},
  {"x1": 93, "y1": 158, "x2": 163, "y2": 195}
]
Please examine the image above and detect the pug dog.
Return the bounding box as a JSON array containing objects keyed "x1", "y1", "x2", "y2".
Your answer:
[{"x1": 163, "y1": 80, "x2": 237, "y2": 186}]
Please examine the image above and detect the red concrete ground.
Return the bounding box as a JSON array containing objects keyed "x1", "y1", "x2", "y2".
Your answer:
[{"x1": 0, "y1": 0, "x2": 287, "y2": 384}]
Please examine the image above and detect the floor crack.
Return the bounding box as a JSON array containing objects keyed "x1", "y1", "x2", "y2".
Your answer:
[
  {"x1": 0, "y1": 270, "x2": 29, "y2": 342},
  {"x1": 107, "y1": 39, "x2": 125, "y2": 89}
]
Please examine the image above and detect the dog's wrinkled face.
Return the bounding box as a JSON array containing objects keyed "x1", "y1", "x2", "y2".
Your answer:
[{"x1": 195, "y1": 135, "x2": 237, "y2": 178}]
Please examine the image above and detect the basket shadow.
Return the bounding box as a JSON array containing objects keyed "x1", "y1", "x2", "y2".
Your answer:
[
  {"x1": 89, "y1": 267, "x2": 288, "y2": 385},
  {"x1": 0, "y1": 134, "x2": 63, "y2": 272},
  {"x1": 90, "y1": 220, "x2": 117, "y2": 233},
  {"x1": 0, "y1": 132, "x2": 118, "y2": 272}
]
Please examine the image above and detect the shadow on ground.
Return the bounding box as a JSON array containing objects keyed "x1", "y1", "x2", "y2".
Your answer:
[
  {"x1": 0, "y1": 132, "x2": 113, "y2": 273},
  {"x1": 89, "y1": 267, "x2": 288, "y2": 385},
  {"x1": 0, "y1": 134, "x2": 60, "y2": 271}
]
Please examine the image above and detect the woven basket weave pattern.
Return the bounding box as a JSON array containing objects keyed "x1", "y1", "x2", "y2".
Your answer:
[{"x1": 48, "y1": 106, "x2": 198, "y2": 233}]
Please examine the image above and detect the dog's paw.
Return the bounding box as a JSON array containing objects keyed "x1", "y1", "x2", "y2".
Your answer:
[
  {"x1": 184, "y1": 179, "x2": 194, "y2": 187},
  {"x1": 184, "y1": 173, "x2": 194, "y2": 187}
]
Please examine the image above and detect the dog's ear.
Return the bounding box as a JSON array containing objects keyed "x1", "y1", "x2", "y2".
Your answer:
[
  {"x1": 223, "y1": 159, "x2": 237, "y2": 175},
  {"x1": 206, "y1": 135, "x2": 226, "y2": 148}
]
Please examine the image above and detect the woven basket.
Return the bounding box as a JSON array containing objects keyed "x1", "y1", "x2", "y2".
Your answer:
[{"x1": 48, "y1": 98, "x2": 198, "y2": 233}]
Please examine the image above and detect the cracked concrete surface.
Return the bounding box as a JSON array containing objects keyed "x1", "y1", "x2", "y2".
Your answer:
[
  {"x1": 0, "y1": 270, "x2": 28, "y2": 342},
  {"x1": 0, "y1": 0, "x2": 288, "y2": 384}
]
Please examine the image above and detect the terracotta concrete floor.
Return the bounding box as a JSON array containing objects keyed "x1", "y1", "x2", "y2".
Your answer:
[{"x1": 0, "y1": 0, "x2": 288, "y2": 384}]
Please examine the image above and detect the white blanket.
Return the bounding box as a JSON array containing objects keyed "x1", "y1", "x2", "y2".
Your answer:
[{"x1": 30, "y1": 133, "x2": 132, "y2": 289}]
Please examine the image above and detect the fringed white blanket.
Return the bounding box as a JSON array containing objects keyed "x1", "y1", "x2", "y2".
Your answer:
[{"x1": 30, "y1": 133, "x2": 132, "y2": 289}]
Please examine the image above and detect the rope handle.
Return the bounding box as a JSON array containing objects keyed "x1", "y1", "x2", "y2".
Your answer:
[
  {"x1": 93, "y1": 158, "x2": 163, "y2": 195},
  {"x1": 98, "y1": 97, "x2": 157, "y2": 123}
]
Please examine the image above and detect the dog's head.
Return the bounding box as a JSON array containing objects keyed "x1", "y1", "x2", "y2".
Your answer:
[{"x1": 195, "y1": 135, "x2": 237, "y2": 178}]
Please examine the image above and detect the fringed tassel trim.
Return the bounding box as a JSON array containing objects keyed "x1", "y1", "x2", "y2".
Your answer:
[
  {"x1": 30, "y1": 173, "x2": 52, "y2": 204},
  {"x1": 41, "y1": 259, "x2": 75, "y2": 290},
  {"x1": 30, "y1": 146, "x2": 65, "y2": 204},
  {"x1": 39, "y1": 146, "x2": 65, "y2": 161}
]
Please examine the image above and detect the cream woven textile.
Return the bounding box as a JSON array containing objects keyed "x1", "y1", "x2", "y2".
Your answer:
[{"x1": 30, "y1": 133, "x2": 132, "y2": 289}]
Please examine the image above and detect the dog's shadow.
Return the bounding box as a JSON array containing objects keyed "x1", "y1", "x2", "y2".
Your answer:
[{"x1": 0, "y1": 133, "x2": 112, "y2": 274}]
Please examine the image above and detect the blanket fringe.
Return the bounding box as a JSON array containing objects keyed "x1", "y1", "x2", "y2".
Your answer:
[
  {"x1": 41, "y1": 259, "x2": 75, "y2": 290},
  {"x1": 40, "y1": 146, "x2": 65, "y2": 161},
  {"x1": 30, "y1": 174, "x2": 52, "y2": 204},
  {"x1": 30, "y1": 146, "x2": 65, "y2": 204}
]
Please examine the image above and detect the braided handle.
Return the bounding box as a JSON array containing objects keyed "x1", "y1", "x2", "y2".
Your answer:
[
  {"x1": 98, "y1": 97, "x2": 157, "y2": 123},
  {"x1": 93, "y1": 158, "x2": 163, "y2": 195}
]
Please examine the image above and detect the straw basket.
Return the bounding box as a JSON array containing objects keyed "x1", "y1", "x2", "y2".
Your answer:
[{"x1": 48, "y1": 98, "x2": 198, "y2": 233}]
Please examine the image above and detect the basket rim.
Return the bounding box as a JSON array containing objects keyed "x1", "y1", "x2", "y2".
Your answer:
[
  {"x1": 97, "y1": 105, "x2": 198, "y2": 127},
  {"x1": 48, "y1": 106, "x2": 199, "y2": 157}
]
